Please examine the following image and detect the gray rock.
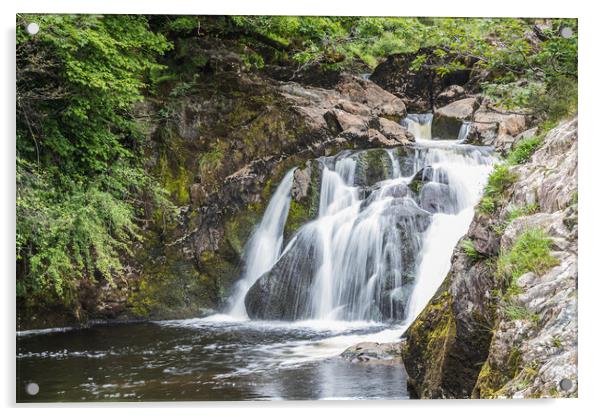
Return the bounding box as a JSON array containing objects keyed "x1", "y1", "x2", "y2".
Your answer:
[
  {"x1": 341, "y1": 342, "x2": 402, "y2": 364},
  {"x1": 432, "y1": 97, "x2": 479, "y2": 140},
  {"x1": 468, "y1": 109, "x2": 528, "y2": 146}
]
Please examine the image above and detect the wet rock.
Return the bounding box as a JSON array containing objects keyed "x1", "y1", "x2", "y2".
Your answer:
[
  {"x1": 382, "y1": 197, "x2": 432, "y2": 233},
  {"x1": 408, "y1": 166, "x2": 449, "y2": 194},
  {"x1": 362, "y1": 182, "x2": 410, "y2": 208},
  {"x1": 432, "y1": 97, "x2": 479, "y2": 140},
  {"x1": 245, "y1": 231, "x2": 320, "y2": 320},
  {"x1": 419, "y1": 182, "x2": 456, "y2": 214},
  {"x1": 341, "y1": 342, "x2": 402, "y2": 364}
]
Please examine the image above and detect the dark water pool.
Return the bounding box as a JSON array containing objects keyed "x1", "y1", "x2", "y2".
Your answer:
[{"x1": 17, "y1": 316, "x2": 409, "y2": 401}]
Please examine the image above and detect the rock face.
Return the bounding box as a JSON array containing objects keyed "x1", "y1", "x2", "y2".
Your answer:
[
  {"x1": 473, "y1": 208, "x2": 577, "y2": 398},
  {"x1": 281, "y1": 74, "x2": 413, "y2": 149},
  {"x1": 401, "y1": 117, "x2": 578, "y2": 399}
]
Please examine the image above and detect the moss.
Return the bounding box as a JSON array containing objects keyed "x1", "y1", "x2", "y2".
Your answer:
[
  {"x1": 223, "y1": 202, "x2": 263, "y2": 258},
  {"x1": 402, "y1": 281, "x2": 457, "y2": 398},
  {"x1": 285, "y1": 199, "x2": 313, "y2": 238},
  {"x1": 355, "y1": 149, "x2": 393, "y2": 186},
  {"x1": 474, "y1": 346, "x2": 523, "y2": 398},
  {"x1": 409, "y1": 179, "x2": 423, "y2": 194}
]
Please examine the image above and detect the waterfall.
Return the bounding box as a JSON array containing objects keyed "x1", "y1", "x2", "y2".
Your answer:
[
  {"x1": 239, "y1": 141, "x2": 495, "y2": 322},
  {"x1": 457, "y1": 121, "x2": 472, "y2": 142},
  {"x1": 228, "y1": 169, "x2": 295, "y2": 318},
  {"x1": 402, "y1": 113, "x2": 433, "y2": 140}
]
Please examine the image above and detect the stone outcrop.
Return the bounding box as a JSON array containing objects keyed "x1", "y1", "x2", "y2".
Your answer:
[
  {"x1": 401, "y1": 117, "x2": 578, "y2": 399},
  {"x1": 473, "y1": 208, "x2": 577, "y2": 398},
  {"x1": 466, "y1": 105, "x2": 530, "y2": 148},
  {"x1": 432, "y1": 97, "x2": 479, "y2": 140}
]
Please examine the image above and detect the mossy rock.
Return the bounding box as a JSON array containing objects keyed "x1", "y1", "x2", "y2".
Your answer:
[
  {"x1": 354, "y1": 149, "x2": 395, "y2": 186},
  {"x1": 402, "y1": 280, "x2": 456, "y2": 398},
  {"x1": 472, "y1": 346, "x2": 523, "y2": 398}
]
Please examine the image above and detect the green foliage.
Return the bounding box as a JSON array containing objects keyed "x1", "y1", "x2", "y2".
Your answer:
[
  {"x1": 506, "y1": 136, "x2": 543, "y2": 165},
  {"x1": 478, "y1": 196, "x2": 496, "y2": 214},
  {"x1": 16, "y1": 15, "x2": 171, "y2": 307},
  {"x1": 506, "y1": 203, "x2": 540, "y2": 223},
  {"x1": 497, "y1": 228, "x2": 560, "y2": 287},
  {"x1": 478, "y1": 164, "x2": 519, "y2": 214},
  {"x1": 503, "y1": 302, "x2": 539, "y2": 323},
  {"x1": 486, "y1": 165, "x2": 519, "y2": 197},
  {"x1": 461, "y1": 239, "x2": 482, "y2": 260}
]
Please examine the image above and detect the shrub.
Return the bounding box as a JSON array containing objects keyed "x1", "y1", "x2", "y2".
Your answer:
[
  {"x1": 478, "y1": 196, "x2": 496, "y2": 214},
  {"x1": 485, "y1": 165, "x2": 519, "y2": 198},
  {"x1": 507, "y1": 136, "x2": 543, "y2": 165}
]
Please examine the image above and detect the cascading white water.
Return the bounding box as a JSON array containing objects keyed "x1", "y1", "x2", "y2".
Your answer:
[
  {"x1": 228, "y1": 169, "x2": 295, "y2": 318},
  {"x1": 238, "y1": 156, "x2": 494, "y2": 323}
]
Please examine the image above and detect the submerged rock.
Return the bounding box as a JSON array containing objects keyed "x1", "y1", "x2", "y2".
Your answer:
[{"x1": 341, "y1": 342, "x2": 403, "y2": 364}]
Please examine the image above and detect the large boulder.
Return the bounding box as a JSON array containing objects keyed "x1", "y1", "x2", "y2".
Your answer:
[
  {"x1": 244, "y1": 227, "x2": 320, "y2": 320},
  {"x1": 467, "y1": 108, "x2": 529, "y2": 146},
  {"x1": 335, "y1": 74, "x2": 407, "y2": 120},
  {"x1": 432, "y1": 97, "x2": 479, "y2": 140}
]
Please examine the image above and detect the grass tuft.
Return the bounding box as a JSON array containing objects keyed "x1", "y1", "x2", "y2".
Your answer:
[
  {"x1": 497, "y1": 227, "x2": 559, "y2": 286},
  {"x1": 506, "y1": 136, "x2": 543, "y2": 165}
]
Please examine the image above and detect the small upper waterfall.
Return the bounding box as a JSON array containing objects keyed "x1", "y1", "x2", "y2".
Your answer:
[
  {"x1": 457, "y1": 121, "x2": 472, "y2": 142},
  {"x1": 228, "y1": 169, "x2": 295, "y2": 318},
  {"x1": 402, "y1": 113, "x2": 433, "y2": 140},
  {"x1": 230, "y1": 114, "x2": 496, "y2": 325}
]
